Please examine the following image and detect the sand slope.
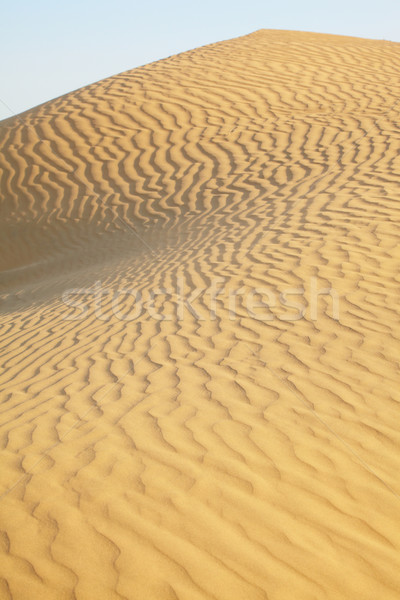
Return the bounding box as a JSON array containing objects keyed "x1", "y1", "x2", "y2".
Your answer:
[{"x1": 0, "y1": 30, "x2": 400, "y2": 599}]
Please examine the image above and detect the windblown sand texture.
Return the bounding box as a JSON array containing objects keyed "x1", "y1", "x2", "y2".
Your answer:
[{"x1": 1, "y1": 29, "x2": 400, "y2": 599}]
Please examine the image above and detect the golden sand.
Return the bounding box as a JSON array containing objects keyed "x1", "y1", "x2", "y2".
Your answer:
[{"x1": 0, "y1": 30, "x2": 400, "y2": 599}]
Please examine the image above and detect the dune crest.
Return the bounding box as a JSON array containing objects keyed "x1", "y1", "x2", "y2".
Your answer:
[{"x1": 1, "y1": 30, "x2": 400, "y2": 599}]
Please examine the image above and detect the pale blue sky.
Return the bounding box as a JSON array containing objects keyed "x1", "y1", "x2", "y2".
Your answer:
[{"x1": 1, "y1": 0, "x2": 399, "y2": 121}]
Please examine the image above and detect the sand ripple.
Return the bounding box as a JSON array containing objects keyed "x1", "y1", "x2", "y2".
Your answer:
[{"x1": 0, "y1": 30, "x2": 400, "y2": 599}]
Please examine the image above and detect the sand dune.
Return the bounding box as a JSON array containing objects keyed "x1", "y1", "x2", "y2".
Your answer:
[{"x1": 1, "y1": 29, "x2": 400, "y2": 599}]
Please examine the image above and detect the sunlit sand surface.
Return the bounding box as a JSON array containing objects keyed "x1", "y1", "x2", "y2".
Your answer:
[{"x1": 1, "y1": 30, "x2": 400, "y2": 599}]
